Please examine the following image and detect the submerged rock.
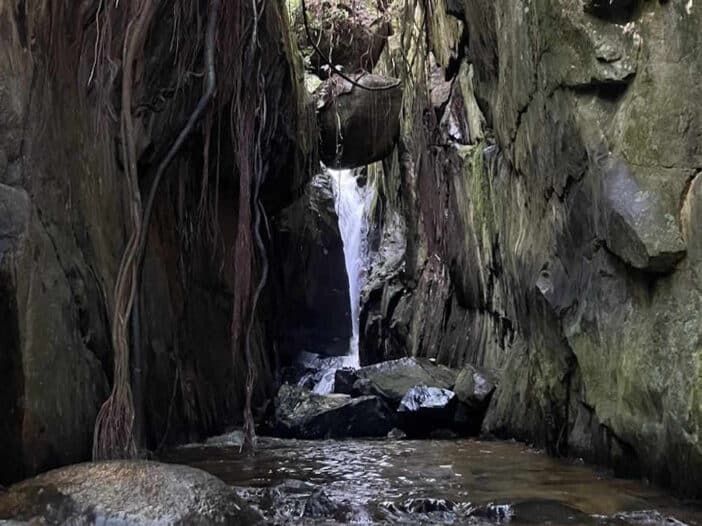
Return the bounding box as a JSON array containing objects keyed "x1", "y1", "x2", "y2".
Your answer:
[
  {"x1": 302, "y1": 488, "x2": 355, "y2": 520},
  {"x1": 273, "y1": 384, "x2": 396, "y2": 439},
  {"x1": 387, "y1": 427, "x2": 408, "y2": 439},
  {"x1": 0, "y1": 461, "x2": 262, "y2": 524}
]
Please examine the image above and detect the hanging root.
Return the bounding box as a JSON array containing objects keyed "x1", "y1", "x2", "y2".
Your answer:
[
  {"x1": 93, "y1": 0, "x2": 220, "y2": 460},
  {"x1": 228, "y1": 0, "x2": 277, "y2": 454},
  {"x1": 93, "y1": 0, "x2": 154, "y2": 460}
]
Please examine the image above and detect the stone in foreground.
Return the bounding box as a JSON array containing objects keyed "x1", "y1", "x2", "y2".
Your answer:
[
  {"x1": 0, "y1": 461, "x2": 262, "y2": 524},
  {"x1": 273, "y1": 384, "x2": 396, "y2": 439}
]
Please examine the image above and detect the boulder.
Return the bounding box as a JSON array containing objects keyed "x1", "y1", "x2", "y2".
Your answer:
[
  {"x1": 273, "y1": 384, "x2": 396, "y2": 438},
  {"x1": 398, "y1": 386, "x2": 457, "y2": 436},
  {"x1": 351, "y1": 377, "x2": 374, "y2": 397},
  {"x1": 398, "y1": 386, "x2": 456, "y2": 414},
  {"x1": 352, "y1": 357, "x2": 458, "y2": 405},
  {"x1": 0, "y1": 461, "x2": 262, "y2": 524},
  {"x1": 453, "y1": 364, "x2": 499, "y2": 409},
  {"x1": 317, "y1": 74, "x2": 402, "y2": 169}
]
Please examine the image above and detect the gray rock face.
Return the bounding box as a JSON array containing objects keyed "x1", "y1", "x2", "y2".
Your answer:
[
  {"x1": 0, "y1": 461, "x2": 262, "y2": 524},
  {"x1": 276, "y1": 172, "x2": 352, "y2": 359},
  {"x1": 273, "y1": 384, "x2": 396, "y2": 438},
  {"x1": 361, "y1": 0, "x2": 702, "y2": 498}
]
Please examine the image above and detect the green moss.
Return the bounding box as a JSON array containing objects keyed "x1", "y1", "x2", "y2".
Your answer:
[{"x1": 464, "y1": 141, "x2": 492, "y2": 245}]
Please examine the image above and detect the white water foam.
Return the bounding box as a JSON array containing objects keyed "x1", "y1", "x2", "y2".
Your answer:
[{"x1": 308, "y1": 169, "x2": 371, "y2": 394}]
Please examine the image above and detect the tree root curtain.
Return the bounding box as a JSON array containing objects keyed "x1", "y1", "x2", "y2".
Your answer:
[{"x1": 0, "y1": 0, "x2": 314, "y2": 477}]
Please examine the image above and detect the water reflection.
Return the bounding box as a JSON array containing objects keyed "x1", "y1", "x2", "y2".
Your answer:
[{"x1": 163, "y1": 438, "x2": 702, "y2": 525}]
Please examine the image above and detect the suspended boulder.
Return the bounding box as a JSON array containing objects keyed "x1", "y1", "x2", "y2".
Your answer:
[
  {"x1": 292, "y1": 0, "x2": 392, "y2": 77},
  {"x1": 317, "y1": 74, "x2": 402, "y2": 169}
]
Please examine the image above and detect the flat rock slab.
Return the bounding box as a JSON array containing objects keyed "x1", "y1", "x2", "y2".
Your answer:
[
  {"x1": 0, "y1": 461, "x2": 262, "y2": 524},
  {"x1": 274, "y1": 384, "x2": 396, "y2": 439}
]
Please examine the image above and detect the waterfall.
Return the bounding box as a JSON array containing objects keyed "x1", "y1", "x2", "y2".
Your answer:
[
  {"x1": 306, "y1": 169, "x2": 369, "y2": 394},
  {"x1": 330, "y1": 168, "x2": 369, "y2": 368}
]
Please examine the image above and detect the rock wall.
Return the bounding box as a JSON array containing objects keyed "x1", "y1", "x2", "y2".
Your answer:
[
  {"x1": 360, "y1": 0, "x2": 702, "y2": 496},
  {"x1": 273, "y1": 171, "x2": 352, "y2": 360},
  {"x1": 0, "y1": 1, "x2": 312, "y2": 484}
]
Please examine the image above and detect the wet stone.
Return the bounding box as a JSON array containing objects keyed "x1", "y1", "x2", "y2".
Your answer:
[{"x1": 273, "y1": 384, "x2": 396, "y2": 439}]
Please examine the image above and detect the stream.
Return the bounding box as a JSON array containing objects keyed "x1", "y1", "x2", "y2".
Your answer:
[{"x1": 163, "y1": 436, "x2": 702, "y2": 525}]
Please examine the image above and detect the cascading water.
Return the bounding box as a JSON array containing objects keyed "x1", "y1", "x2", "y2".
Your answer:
[
  {"x1": 330, "y1": 168, "x2": 369, "y2": 366},
  {"x1": 307, "y1": 168, "x2": 370, "y2": 394}
]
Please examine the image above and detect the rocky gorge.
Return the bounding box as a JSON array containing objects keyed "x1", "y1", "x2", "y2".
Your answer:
[{"x1": 0, "y1": 0, "x2": 701, "y2": 523}]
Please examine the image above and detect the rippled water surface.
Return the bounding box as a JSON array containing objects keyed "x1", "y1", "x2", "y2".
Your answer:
[{"x1": 163, "y1": 437, "x2": 702, "y2": 524}]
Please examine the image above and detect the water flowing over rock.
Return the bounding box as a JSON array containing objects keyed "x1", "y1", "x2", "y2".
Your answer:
[{"x1": 330, "y1": 168, "x2": 372, "y2": 366}]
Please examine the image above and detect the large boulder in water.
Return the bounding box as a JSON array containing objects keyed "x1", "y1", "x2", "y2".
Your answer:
[
  {"x1": 0, "y1": 461, "x2": 262, "y2": 524},
  {"x1": 398, "y1": 386, "x2": 457, "y2": 436},
  {"x1": 317, "y1": 74, "x2": 402, "y2": 169},
  {"x1": 273, "y1": 384, "x2": 396, "y2": 438},
  {"x1": 335, "y1": 357, "x2": 457, "y2": 405}
]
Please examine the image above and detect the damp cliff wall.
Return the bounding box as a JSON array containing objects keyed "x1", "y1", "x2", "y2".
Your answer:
[{"x1": 360, "y1": 0, "x2": 702, "y2": 497}]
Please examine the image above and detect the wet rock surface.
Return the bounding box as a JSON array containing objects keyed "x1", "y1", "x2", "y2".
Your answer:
[
  {"x1": 273, "y1": 384, "x2": 396, "y2": 438},
  {"x1": 276, "y1": 357, "x2": 494, "y2": 439},
  {"x1": 275, "y1": 173, "x2": 352, "y2": 360},
  {"x1": 0, "y1": 461, "x2": 262, "y2": 524},
  {"x1": 360, "y1": 0, "x2": 702, "y2": 498},
  {"x1": 336, "y1": 357, "x2": 458, "y2": 403}
]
